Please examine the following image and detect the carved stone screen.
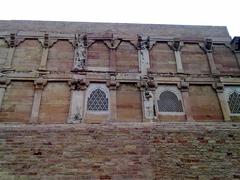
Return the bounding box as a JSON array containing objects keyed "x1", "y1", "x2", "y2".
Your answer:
[
  {"x1": 228, "y1": 91, "x2": 240, "y2": 114},
  {"x1": 87, "y1": 88, "x2": 108, "y2": 111},
  {"x1": 157, "y1": 91, "x2": 183, "y2": 112}
]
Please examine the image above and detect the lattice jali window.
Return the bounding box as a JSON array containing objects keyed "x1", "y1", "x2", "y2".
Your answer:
[
  {"x1": 225, "y1": 86, "x2": 240, "y2": 115},
  {"x1": 86, "y1": 84, "x2": 109, "y2": 113},
  {"x1": 87, "y1": 89, "x2": 108, "y2": 111},
  {"x1": 156, "y1": 86, "x2": 184, "y2": 115}
]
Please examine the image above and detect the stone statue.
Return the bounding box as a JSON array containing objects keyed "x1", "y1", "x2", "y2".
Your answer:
[{"x1": 73, "y1": 36, "x2": 86, "y2": 71}]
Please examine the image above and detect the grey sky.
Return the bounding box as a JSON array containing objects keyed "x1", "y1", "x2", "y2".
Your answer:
[{"x1": 0, "y1": 0, "x2": 239, "y2": 37}]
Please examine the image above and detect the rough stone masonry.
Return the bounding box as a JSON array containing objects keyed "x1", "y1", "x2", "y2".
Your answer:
[{"x1": 0, "y1": 20, "x2": 239, "y2": 179}]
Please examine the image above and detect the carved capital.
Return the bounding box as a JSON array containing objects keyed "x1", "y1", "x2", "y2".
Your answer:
[
  {"x1": 178, "y1": 80, "x2": 189, "y2": 92},
  {"x1": 168, "y1": 38, "x2": 184, "y2": 51},
  {"x1": 212, "y1": 82, "x2": 224, "y2": 93},
  {"x1": 34, "y1": 77, "x2": 47, "y2": 90},
  {"x1": 201, "y1": 38, "x2": 213, "y2": 53},
  {"x1": 137, "y1": 35, "x2": 150, "y2": 50},
  {"x1": 68, "y1": 78, "x2": 89, "y2": 90},
  {"x1": 0, "y1": 77, "x2": 11, "y2": 88},
  {"x1": 231, "y1": 36, "x2": 240, "y2": 52},
  {"x1": 138, "y1": 75, "x2": 156, "y2": 91},
  {"x1": 5, "y1": 33, "x2": 16, "y2": 47}
]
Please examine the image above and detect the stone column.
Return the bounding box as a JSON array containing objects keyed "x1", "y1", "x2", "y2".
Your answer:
[
  {"x1": 30, "y1": 77, "x2": 47, "y2": 123},
  {"x1": 107, "y1": 75, "x2": 119, "y2": 121},
  {"x1": 109, "y1": 48, "x2": 117, "y2": 72},
  {"x1": 138, "y1": 36, "x2": 150, "y2": 76},
  {"x1": 168, "y1": 39, "x2": 184, "y2": 73},
  {"x1": 38, "y1": 34, "x2": 49, "y2": 71},
  {"x1": 4, "y1": 33, "x2": 16, "y2": 69},
  {"x1": 68, "y1": 78, "x2": 88, "y2": 123},
  {"x1": 179, "y1": 81, "x2": 193, "y2": 121},
  {"x1": 213, "y1": 83, "x2": 230, "y2": 121},
  {"x1": 72, "y1": 34, "x2": 87, "y2": 72},
  {"x1": 0, "y1": 78, "x2": 10, "y2": 108},
  {"x1": 202, "y1": 39, "x2": 219, "y2": 75}
]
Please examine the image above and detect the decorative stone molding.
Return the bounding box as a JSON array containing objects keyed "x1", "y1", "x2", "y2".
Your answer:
[
  {"x1": 178, "y1": 80, "x2": 190, "y2": 92},
  {"x1": 68, "y1": 78, "x2": 89, "y2": 90},
  {"x1": 137, "y1": 36, "x2": 150, "y2": 75},
  {"x1": 0, "y1": 77, "x2": 11, "y2": 88},
  {"x1": 73, "y1": 34, "x2": 87, "y2": 71},
  {"x1": 168, "y1": 38, "x2": 184, "y2": 51},
  {"x1": 106, "y1": 75, "x2": 120, "y2": 90},
  {"x1": 33, "y1": 77, "x2": 47, "y2": 90},
  {"x1": 212, "y1": 82, "x2": 224, "y2": 93}
]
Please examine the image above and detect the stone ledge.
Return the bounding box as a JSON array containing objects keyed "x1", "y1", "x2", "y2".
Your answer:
[{"x1": 0, "y1": 122, "x2": 239, "y2": 132}]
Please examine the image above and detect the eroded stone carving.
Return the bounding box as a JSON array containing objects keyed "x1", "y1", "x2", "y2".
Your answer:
[
  {"x1": 73, "y1": 34, "x2": 87, "y2": 71},
  {"x1": 138, "y1": 36, "x2": 150, "y2": 75}
]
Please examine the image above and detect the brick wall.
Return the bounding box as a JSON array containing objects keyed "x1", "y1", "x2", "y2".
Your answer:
[{"x1": 0, "y1": 122, "x2": 239, "y2": 179}]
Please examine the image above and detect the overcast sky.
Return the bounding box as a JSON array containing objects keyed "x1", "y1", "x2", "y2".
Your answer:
[{"x1": 0, "y1": 0, "x2": 239, "y2": 37}]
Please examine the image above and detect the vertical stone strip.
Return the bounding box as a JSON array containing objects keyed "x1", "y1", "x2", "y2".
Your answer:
[
  {"x1": 202, "y1": 39, "x2": 219, "y2": 75},
  {"x1": 231, "y1": 37, "x2": 240, "y2": 69},
  {"x1": 138, "y1": 36, "x2": 150, "y2": 76},
  {"x1": 39, "y1": 34, "x2": 49, "y2": 71},
  {"x1": 109, "y1": 48, "x2": 117, "y2": 72},
  {"x1": 4, "y1": 33, "x2": 16, "y2": 69},
  {"x1": 107, "y1": 75, "x2": 119, "y2": 121},
  {"x1": 168, "y1": 39, "x2": 184, "y2": 73},
  {"x1": 30, "y1": 77, "x2": 47, "y2": 123},
  {"x1": 139, "y1": 76, "x2": 156, "y2": 122},
  {"x1": 72, "y1": 34, "x2": 87, "y2": 72},
  {"x1": 68, "y1": 78, "x2": 88, "y2": 123},
  {"x1": 0, "y1": 78, "x2": 10, "y2": 108},
  {"x1": 213, "y1": 83, "x2": 230, "y2": 121},
  {"x1": 179, "y1": 81, "x2": 193, "y2": 121}
]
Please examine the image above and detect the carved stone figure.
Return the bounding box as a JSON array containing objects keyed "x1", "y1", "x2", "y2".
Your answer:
[{"x1": 73, "y1": 35, "x2": 86, "y2": 71}]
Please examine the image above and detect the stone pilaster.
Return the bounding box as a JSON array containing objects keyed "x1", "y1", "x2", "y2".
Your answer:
[
  {"x1": 72, "y1": 34, "x2": 87, "y2": 72},
  {"x1": 139, "y1": 75, "x2": 156, "y2": 122},
  {"x1": 4, "y1": 33, "x2": 16, "y2": 69},
  {"x1": 138, "y1": 36, "x2": 150, "y2": 76},
  {"x1": 168, "y1": 39, "x2": 184, "y2": 73},
  {"x1": 68, "y1": 78, "x2": 89, "y2": 123},
  {"x1": 179, "y1": 81, "x2": 193, "y2": 121},
  {"x1": 38, "y1": 34, "x2": 49, "y2": 71},
  {"x1": 201, "y1": 39, "x2": 219, "y2": 75},
  {"x1": 107, "y1": 74, "x2": 119, "y2": 121},
  {"x1": 0, "y1": 77, "x2": 10, "y2": 108},
  {"x1": 30, "y1": 77, "x2": 47, "y2": 124},
  {"x1": 213, "y1": 82, "x2": 230, "y2": 121}
]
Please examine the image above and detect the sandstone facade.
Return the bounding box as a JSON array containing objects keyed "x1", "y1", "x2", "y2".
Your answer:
[{"x1": 0, "y1": 21, "x2": 239, "y2": 179}]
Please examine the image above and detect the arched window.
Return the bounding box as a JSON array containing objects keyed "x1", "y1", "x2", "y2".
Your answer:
[
  {"x1": 87, "y1": 85, "x2": 109, "y2": 112},
  {"x1": 156, "y1": 86, "x2": 184, "y2": 115},
  {"x1": 158, "y1": 91, "x2": 183, "y2": 112},
  {"x1": 224, "y1": 86, "x2": 240, "y2": 115},
  {"x1": 228, "y1": 91, "x2": 240, "y2": 114}
]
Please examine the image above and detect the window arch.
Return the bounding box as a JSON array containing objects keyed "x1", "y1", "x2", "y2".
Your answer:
[
  {"x1": 86, "y1": 84, "x2": 109, "y2": 113},
  {"x1": 87, "y1": 88, "x2": 108, "y2": 111},
  {"x1": 156, "y1": 86, "x2": 184, "y2": 115},
  {"x1": 225, "y1": 86, "x2": 240, "y2": 115}
]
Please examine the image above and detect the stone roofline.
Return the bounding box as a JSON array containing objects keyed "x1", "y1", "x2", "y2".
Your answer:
[{"x1": 0, "y1": 20, "x2": 231, "y2": 41}]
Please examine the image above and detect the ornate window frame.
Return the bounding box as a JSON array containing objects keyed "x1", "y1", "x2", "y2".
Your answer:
[
  {"x1": 85, "y1": 83, "x2": 110, "y2": 115},
  {"x1": 224, "y1": 86, "x2": 240, "y2": 116},
  {"x1": 155, "y1": 85, "x2": 185, "y2": 115}
]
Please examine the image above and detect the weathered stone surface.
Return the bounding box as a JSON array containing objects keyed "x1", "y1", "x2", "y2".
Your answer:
[
  {"x1": 0, "y1": 122, "x2": 239, "y2": 179},
  {"x1": 0, "y1": 20, "x2": 231, "y2": 40}
]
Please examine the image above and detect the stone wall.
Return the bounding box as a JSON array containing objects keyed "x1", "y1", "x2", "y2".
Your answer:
[{"x1": 0, "y1": 122, "x2": 239, "y2": 179}]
